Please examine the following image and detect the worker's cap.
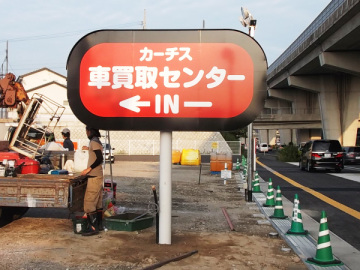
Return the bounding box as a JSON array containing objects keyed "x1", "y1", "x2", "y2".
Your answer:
[{"x1": 61, "y1": 128, "x2": 70, "y2": 134}]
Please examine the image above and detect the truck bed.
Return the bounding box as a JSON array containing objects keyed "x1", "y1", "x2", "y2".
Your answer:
[{"x1": 0, "y1": 174, "x2": 87, "y2": 212}]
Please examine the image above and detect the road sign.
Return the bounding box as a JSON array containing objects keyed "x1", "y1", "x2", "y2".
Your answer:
[
  {"x1": 221, "y1": 169, "x2": 232, "y2": 179},
  {"x1": 67, "y1": 29, "x2": 267, "y2": 131},
  {"x1": 212, "y1": 142, "x2": 218, "y2": 149}
]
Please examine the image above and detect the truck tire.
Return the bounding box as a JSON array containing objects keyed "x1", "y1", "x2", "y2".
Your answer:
[{"x1": 0, "y1": 207, "x2": 29, "y2": 227}]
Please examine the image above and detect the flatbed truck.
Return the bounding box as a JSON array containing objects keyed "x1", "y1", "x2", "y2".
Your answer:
[{"x1": 0, "y1": 74, "x2": 87, "y2": 225}]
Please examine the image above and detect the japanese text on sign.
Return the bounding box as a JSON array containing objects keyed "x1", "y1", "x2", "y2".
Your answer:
[{"x1": 88, "y1": 47, "x2": 246, "y2": 90}]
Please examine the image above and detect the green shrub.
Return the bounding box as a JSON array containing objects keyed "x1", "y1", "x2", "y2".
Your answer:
[{"x1": 277, "y1": 144, "x2": 300, "y2": 162}]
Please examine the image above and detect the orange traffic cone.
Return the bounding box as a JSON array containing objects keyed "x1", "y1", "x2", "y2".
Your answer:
[
  {"x1": 263, "y1": 178, "x2": 275, "y2": 207},
  {"x1": 287, "y1": 194, "x2": 308, "y2": 235},
  {"x1": 306, "y1": 211, "x2": 343, "y2": 266}
]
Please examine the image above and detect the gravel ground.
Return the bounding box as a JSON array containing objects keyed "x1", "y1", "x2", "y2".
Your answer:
[{"x1": 0, "y1": 161, "x2": 306, "y2": 269}]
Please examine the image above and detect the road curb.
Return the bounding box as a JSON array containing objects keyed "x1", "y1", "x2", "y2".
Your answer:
[{"x1": 236, "y1": 171, "x2": 356, "y2": 270}]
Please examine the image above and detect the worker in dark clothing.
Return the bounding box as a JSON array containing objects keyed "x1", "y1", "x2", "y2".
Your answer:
[
  {"x1": 81, "y1": 126, "x2": 104, "y2": 236},
  {"x1": 61, "y1": 128, "x2": 74, "y2": 151}
]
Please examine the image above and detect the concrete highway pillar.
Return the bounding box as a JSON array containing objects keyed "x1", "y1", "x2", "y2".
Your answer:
[
  {"x1": 318, "y1": 74, "x2": 359, "y2": 145},
  {"x1": 318, "y1": 76, "x2": 342, "y2": 141},
  {"x1": 342, "y1": 76, "x2": 360, "y2": 145},
  {"x1": 287, "y1": 74, "x2": 359, "y2": 145}
]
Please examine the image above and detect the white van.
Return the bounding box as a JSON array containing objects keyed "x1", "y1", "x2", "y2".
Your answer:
[{"x1": 259, "y1": 143, "x2": 269, "y2": 153}]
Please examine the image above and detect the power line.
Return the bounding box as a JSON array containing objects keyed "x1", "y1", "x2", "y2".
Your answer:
[{"x1": 0, "y1": 21, "x2": 142, "y2": 43}]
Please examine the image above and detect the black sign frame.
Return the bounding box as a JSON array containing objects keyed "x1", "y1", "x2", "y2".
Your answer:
[{"x1": 67, "y1": 29, "x2": 267, "y2": 131}]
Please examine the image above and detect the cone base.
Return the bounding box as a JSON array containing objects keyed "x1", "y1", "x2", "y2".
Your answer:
[
  {"x1": 263, "y1": 203, "x2": 275, "y2": 207},
  {"x1": 270, "y1": 215, "x2": 288, "y2": 219},
  {"x1": 286, "y1": 229, "x2": 308, "y2": 235},
  {"x1": 306, "y1": 257, "x2": 343, "y2": 266}
]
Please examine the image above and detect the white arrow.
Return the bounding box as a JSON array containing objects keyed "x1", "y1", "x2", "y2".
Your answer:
[
  {"x1": 184, "y1": 101, "x2": 212, "y2": 108},
  {"x1": 119, "y1": 95, "x2": 151, "y2": 113}
]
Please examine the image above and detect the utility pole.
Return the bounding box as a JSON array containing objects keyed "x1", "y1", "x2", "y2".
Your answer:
[
  {"x1": 143, "y1": 9, "x2": 147, "y2": 30},
  {"x1": 5, "y1": 41, "x2": 8, "y2": 74},
  {"x1": 1, "y1": 41, "x2": 8, "y2": 78}
]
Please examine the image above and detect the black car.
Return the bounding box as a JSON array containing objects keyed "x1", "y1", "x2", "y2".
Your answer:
[
  {"x1": 299, "y1": 139, "x2": 344, "y2": 172},
  {"x1": 343, "y1": 146, "x2": 360, "y2": 164}
]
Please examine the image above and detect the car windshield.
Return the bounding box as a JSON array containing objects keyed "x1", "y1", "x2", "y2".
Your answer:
[
  {"x1": 313, "y1": 141, "x2": 342, "y2": 152},
  {"x1": 102, "y1": 143, "x2": 110, "y2": 149}
]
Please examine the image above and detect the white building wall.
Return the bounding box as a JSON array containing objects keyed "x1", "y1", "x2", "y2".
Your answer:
[{"x1": 21, "y1": 69, "x2": 67, "y2": 90}]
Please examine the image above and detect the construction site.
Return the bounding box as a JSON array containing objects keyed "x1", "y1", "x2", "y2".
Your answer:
[{"x1": 0, "y1": 160, "x2": 307, "y2": 270}]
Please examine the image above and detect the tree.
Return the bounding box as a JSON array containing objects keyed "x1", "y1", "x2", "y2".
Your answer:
[{"x1": 220, "y1": 127, "x2": 247, "y2": 141}]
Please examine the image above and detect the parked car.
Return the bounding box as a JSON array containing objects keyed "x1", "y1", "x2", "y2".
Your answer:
[
  {"x1": 299, "y1": 139, "x2": 343, "y2": 172},
  {"x1": 258, "y1": 143, "x2": 269, "y2": 153},
  {"x1": 102, "y1": 143, "x2": 115, "y2": 163},
  {"x1": 342, "y1": 146, "x2": 360, "y2": 164}
]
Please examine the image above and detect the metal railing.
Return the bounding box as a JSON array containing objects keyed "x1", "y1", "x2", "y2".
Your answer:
[
  {"x1": 74, "y1": 139, "x2": 241, "y2": 156},
  {"x1": 258, "y1": 107, "x2": 320, "y2": 117},
  {"x1": 268, "y1": 0, "x2": 349, "y2": 75},
  {"x1": 0, "y1": 108, "x2": 7, "y2": 119}
]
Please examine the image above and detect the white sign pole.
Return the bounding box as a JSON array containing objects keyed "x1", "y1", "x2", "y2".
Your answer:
[
  {"x1": 159, "y1": 131, "x2": 172, "y2": 244},
  {"x1": 247, "y1": 123, "x2": 253, "y2": 201}
]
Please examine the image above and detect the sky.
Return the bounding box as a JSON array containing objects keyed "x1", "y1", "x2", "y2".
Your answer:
[{"x1": 0, "y1": 0, "x2": 331, "y2": 77}]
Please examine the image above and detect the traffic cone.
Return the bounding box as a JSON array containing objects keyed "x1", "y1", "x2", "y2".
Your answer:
[
  {"x1": 252, "y1": 171, "x2": 258, "y2": 187},
  {"x1": 252, "y1": 171, "x2": 261, "y2": 193},
  {"x1": 242, "y1": 156, "x2": 247, "y2": 167},
  {"x1": 306, "y1": 211, "x2": 343, "y2": 266},
  {"x1": 287, "y1": 194, "x2": 308, "y2": 235},
  {"x1": 263, "y1": 178, "x2": 275, "y2": 207},
  {"x1": 236, "y1": 158, "x2": 240, "y2": 170},
  {"x1": 242, "y1": 167, "x2": 247, "y2": 181},
  {"x1": 270, "y1": 186, "x2": 287, "y2": 219}
]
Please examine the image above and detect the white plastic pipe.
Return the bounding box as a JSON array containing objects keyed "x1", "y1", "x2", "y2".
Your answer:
[{"x1": 159, "y1": 131, "x2": 172, "y2": 244}]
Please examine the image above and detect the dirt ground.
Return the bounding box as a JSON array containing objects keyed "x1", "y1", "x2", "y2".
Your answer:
[{"x1": 0, "y1": 161, "x2": 307, "y2": 270}]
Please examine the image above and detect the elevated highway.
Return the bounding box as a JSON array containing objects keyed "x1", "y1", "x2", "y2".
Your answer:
[{"x1": 255, "y1": 0, "x2": 360, "y2": 146}]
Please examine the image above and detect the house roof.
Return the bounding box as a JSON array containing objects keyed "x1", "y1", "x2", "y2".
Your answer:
[
  {"x1": 26, "y1": 81, "x2": 67, "y2": 93},
  {"x1": 20, "y1": 67, "x2": 67, "y2": 80},
  {"x1": 19, "y1": 67, "x2": 67, "y2": 92}
]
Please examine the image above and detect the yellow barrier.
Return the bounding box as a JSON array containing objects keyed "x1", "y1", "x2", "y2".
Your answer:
[
  {"x1": 172, "y1": 150, "x2": 181, "y2": 164},
  {"x1": 180, "y1": 149, "x2": 201, "y2": 165}
]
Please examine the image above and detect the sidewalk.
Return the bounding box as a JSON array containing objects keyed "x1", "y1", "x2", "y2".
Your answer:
[{"x1": 236, "y1": 171, "x2": 360, "y2": 270}]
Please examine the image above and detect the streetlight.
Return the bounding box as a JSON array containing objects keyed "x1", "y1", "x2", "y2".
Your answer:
[
  {"x1": 239, "y1": 7, "x2": 257, "y2": 201},
  {"x1": 239, "y1": 7, "x2": 257, "y2": 37}
]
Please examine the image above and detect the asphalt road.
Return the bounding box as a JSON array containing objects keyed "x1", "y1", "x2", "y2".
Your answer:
[{"x1": 256, "y1": 152, "x2": 360, "y2": 251}]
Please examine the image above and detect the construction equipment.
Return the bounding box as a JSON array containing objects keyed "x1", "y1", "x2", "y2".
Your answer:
[
  {"x1": 8, "y1": 93, "x2": 65, "y2": 159},
  {"x1": 1, "y1": 72, "x2": 66, "y2": 161},
  {"x1": 0, "y1": 73, "x2": 86, "y2": 227},
  {"x1": 0, "y1": 73, "x2": 29, "y2": 109}
]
